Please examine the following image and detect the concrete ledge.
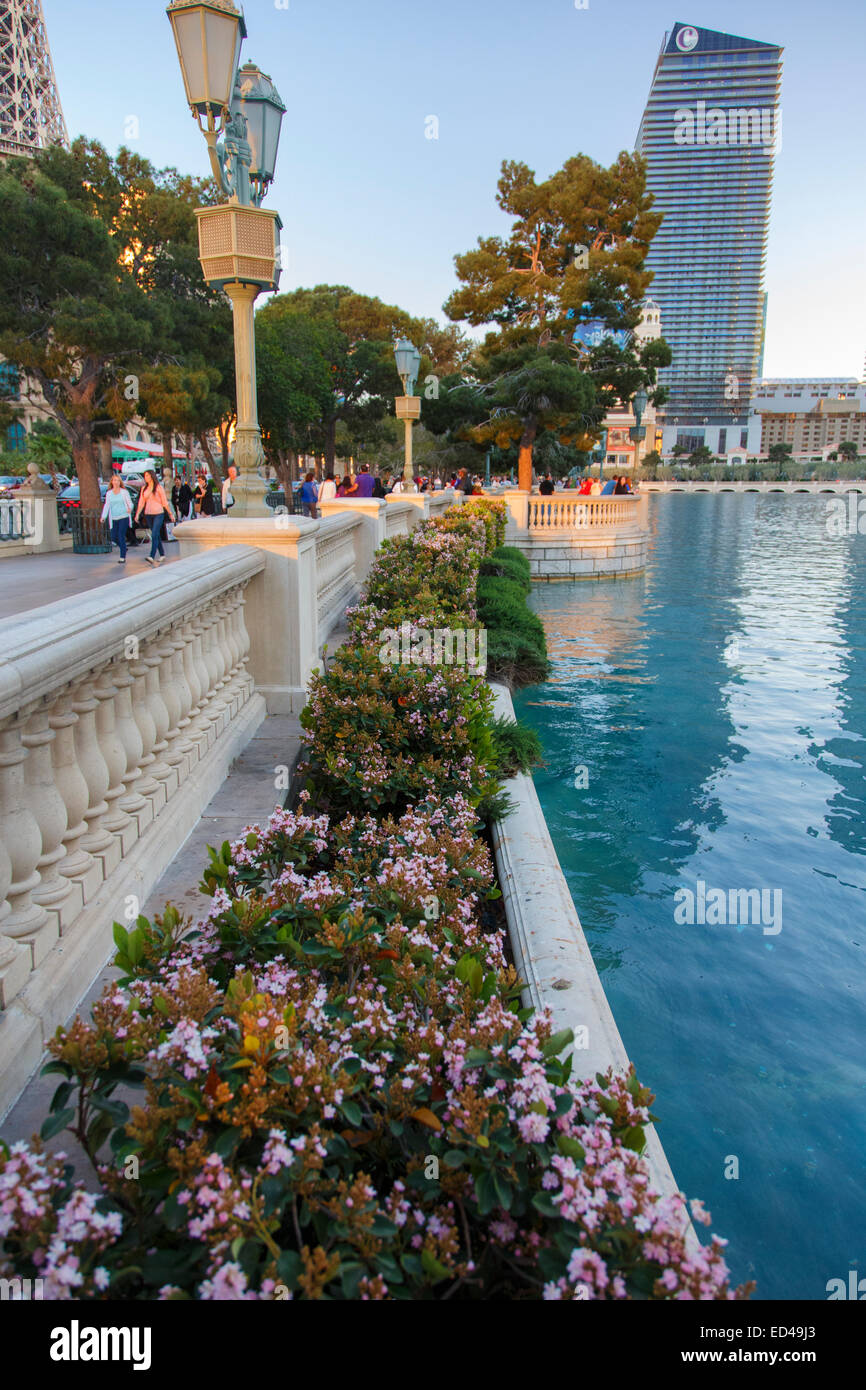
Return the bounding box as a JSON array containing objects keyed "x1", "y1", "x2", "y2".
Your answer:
[{"x1": 489, "y1": 683, "x2": 697, "y2": 1246}]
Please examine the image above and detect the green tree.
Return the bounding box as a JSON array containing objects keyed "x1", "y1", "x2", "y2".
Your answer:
[
  {"x1": 443, "y1": 153, "x2": 669, "y2": 490},
  {"x1": 255, "y1": 300, "x2": 336, "y2": 493},
  {"x1": 768, "y1": 442, "x2": 793, "y2": 463},
  {"x1": 0, "y1": 140, "x2": 229, "y2": 511},
  {"x1": 263, "y1": 286, "x2": 470, "y2": 472},
  {"x1": 838, "y1": 440, "x2": 858, "y2": 461}
]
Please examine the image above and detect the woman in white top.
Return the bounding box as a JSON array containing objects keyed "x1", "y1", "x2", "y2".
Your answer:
[
  {"x1": 318, "y1": 472, "x2": 337, "y2": 505},
  {"x1": 100, "y1": 474, "x2": 134, "y2": 563}
]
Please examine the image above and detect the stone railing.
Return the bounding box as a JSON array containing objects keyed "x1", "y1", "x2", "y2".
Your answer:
[
  {"x1": 0, "y1": 470, "x2": 69, "y2": 556},
  {"x1": 0, "y1": 546, "x2": 266, "y2": 1118},
  {"x1": 502, "y1": 490, "x2": 649, "y2": 579},
  {"x1": 520, "y1": 492, "x2": 648, "y2": 531},
  {"x1": 315, "y1": 512, "x2": 365, "y2": 634},
  {"x1": 0, "y1": 497, "x2": 34, "y2": 544}
]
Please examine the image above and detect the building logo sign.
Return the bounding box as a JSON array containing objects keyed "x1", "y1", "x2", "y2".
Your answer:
[{"x1": 676, "y1": 26, "x2": 699, "y2": 51}]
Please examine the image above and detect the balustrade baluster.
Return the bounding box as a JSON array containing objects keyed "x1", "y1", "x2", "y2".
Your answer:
[
  {"x1": 73, "y1": 677, "x2": 120, "y2": 876},
  {"x1": 127, "y1": 654, "x2": 163, "y2": 811},
  {"x1": 112, "y1": 660, "x2": 151, "y2": 832},
  {"x1": 0, "y1": 715, "x2": 54, "y2": 964},
  {"x1": 49, "y1": 691, "x2": 99, "y2": 903},
  {"x1": 23, "y1": 701, "x2": 74, "y2": 929},
  {"x1": 93, "y1": 667, "x2": 136, "y2": 852}
]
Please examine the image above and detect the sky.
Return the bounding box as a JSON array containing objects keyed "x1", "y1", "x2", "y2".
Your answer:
[{"x1": 43, "y1": 0, "x2": 866, "y2": 380}]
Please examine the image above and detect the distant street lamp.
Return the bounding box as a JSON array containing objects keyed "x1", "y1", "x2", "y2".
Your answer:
[
  {"x1": 167, "y1": 0, "x2": 285, "y2": 501},
  {"x1": 394, "y1": 338, "x2": 421, "y2": 485},
  {"x1": 629, "y1": 387, "x2": 648, "y2": 470}
]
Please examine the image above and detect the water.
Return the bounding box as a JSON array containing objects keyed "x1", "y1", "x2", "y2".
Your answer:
[{"x1": 512, "y1": 494, "x2": 866, "y2": 1301}]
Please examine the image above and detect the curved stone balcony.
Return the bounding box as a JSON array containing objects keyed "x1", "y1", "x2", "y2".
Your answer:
[{"x1": 501, "y1": 489, "x2": 650, "y2": 579}]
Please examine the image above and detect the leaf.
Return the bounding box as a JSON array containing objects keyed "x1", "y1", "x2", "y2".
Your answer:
[
  {"x1": 421, "y1": 1248, "x2": 452, "y2": 1283},
  {"x1": 410, "y1": 1107, "x2": 441, "y2": 1131},
  {"x1": 443, "y1": 1149, "x2": 467, "y2": 1168},
  {"x1": 542, "y1": 1028, "x2": 574, "y2": 1058},
  {"x1": 40, "y1": 1107, "x2": 75, "y2": 1141},
  {"x1": 341, "y1": 1100, "x2": 362, "y2": 1127}
]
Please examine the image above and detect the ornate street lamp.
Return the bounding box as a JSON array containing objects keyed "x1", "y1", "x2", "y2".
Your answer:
[
  {"x1": 167, "y1": 1, "x2": 285, "y2": 507},
  {"x1": 232, "y1": 62, "x2": 286, "y2": 207},
  {"x1": 394, "y1": 338, "x2": 421, "y2": 485},
  {"x1": 167, "y1": 0, "x2": 246, "y2": 188},
  {"x1": 629, "y1": 387, "x2": 649, "y2": 470}
]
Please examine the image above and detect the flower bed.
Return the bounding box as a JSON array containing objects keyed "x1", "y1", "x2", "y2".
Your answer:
[{"x1": 0, "y1": 500, "x2": 749, "y2": 1300}]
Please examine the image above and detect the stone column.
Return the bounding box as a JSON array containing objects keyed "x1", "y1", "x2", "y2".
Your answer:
[{"x1": 224, "y1": 282, "x2": 270, "y2": 518}]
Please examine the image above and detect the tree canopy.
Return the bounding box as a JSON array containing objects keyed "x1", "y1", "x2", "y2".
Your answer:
[
  {"x1": 0, "y1": 140, "x2": 229, "y2": 509},
  {"x1": 439, "y1": 152, "x2": 671, "y2": 489}
]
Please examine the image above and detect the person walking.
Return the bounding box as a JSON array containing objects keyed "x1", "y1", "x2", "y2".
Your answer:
[
  {"x1": 221, "y1": 465, "x2": 238, "y2": 514},
  {"x1": 200, "y1": 478, "x2": 216, "y2": 516},
  {"x1": 135, "y1": 468, "x2": 174, "y2": 565},
  {"x1": 100, "y1": 473, "x2": 134, "y2": 564}
]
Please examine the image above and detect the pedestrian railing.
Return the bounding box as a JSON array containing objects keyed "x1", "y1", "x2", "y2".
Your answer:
[
  {"x1": 525, "y1": 494, "x2": 646, "y2": 530},
  {"x1": 0, "y1": 546, "x2": 266, "y2": 1117},
  {"x1": 0, "y1": 498, "x2": 35, "y2": 543}
]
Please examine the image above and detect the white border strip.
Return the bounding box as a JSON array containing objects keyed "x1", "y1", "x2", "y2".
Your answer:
[{"x1": 489, "y1": 682, "x2": 698, "y2": 1245}]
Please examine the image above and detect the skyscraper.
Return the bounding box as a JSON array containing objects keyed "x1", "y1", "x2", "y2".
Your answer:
[
  {"x1": 636, "y1": 22, "x2": 782, "y2": 457},
  {"x1": 0, "y1": 0, "x2": 68, "y2": 159}
]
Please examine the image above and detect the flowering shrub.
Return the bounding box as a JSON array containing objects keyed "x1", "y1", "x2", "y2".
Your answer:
[{"x1": 0, "y1": 498, "x2": 749, "y2": 1300}]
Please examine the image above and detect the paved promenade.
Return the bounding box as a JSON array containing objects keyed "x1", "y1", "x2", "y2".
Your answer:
[{"x1": 0, "y1": 543, "x2": 182, "y2": 620}]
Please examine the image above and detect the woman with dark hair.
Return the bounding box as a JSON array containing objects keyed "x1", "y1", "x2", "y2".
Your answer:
[
  {"x1": 300, "y1": 471, "x2": 319, "y2": 519},
  {"x1": 372, "y1": 475, "x2": 386, "y2": 498},
  {"x1": 200, "y1": 478, "x2": 216, "y2": 516},
  {"x1": 336, "y1": 474, "x2": 353, "y2": 498},
  {"x1": 135, "y1": 468, "x2": 175, "y2": 565}
]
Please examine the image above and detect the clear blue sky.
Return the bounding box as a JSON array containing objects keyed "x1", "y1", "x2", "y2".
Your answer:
[{"x1": 44, "y1": 0, "x2": 865, "y2": 379}]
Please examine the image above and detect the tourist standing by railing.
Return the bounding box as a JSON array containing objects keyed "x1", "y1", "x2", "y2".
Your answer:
[
  {"x1": 135, "y1": 468, "x2": 175, "y2": 566},
  {"x1": 318, "y1": 472, "x2": 337, "y2": 505},
  {"x1": 100, "y1": 473, "x2": 134, "y2": 564},
  {"x1": 300, "y1": 471, "x2": 319, "y2": 518}
]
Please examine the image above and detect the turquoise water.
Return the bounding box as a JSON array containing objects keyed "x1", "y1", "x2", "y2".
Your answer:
[{"x1": 512, "y1": 494, "x2": 866, "y2": 1301}]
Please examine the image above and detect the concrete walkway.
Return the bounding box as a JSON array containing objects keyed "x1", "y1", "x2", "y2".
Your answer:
[{"x1": 0, "y1": 540, "x2": 182, "y2": 619}]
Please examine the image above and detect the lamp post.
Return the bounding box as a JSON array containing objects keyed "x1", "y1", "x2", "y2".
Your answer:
[
  {"x1": 594, "y1": 426, "x2": 609, "y2": 481},
  {"x1": 167, "y1": 1, "x2": 285, "y2": 513},
  {"x1": 629, "y1": 388, "x2": 648, "y2": 472},
  {"x1": 394, "y1": 338, "x2": 421, "y2": 486}
]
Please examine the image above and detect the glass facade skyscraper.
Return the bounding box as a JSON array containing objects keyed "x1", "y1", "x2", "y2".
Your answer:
[{"x1": 636, "y1": 23, "x2": 783, "y2": 454}]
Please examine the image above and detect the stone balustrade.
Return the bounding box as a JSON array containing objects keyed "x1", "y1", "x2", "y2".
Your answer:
[
  {"x1": 0, "y1": 546, "x2": 266, "y2": 1118},
  {"x1": 502, "y1": 489, "x2": 649, "y2": 579}
]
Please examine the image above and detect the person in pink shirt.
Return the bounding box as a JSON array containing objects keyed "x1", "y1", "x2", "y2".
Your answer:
[{"x1": 134, "y1": 468, "x2": 175, "y2": 565}]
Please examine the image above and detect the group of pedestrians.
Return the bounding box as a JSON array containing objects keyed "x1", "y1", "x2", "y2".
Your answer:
[{"x1": 101, "y1": 465, "x2": 239, "y2": 566}]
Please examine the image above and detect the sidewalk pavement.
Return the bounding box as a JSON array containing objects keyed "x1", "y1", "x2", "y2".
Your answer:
[{"x1": 0, "y1": 540, "x2": 182, "y2": 620}]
